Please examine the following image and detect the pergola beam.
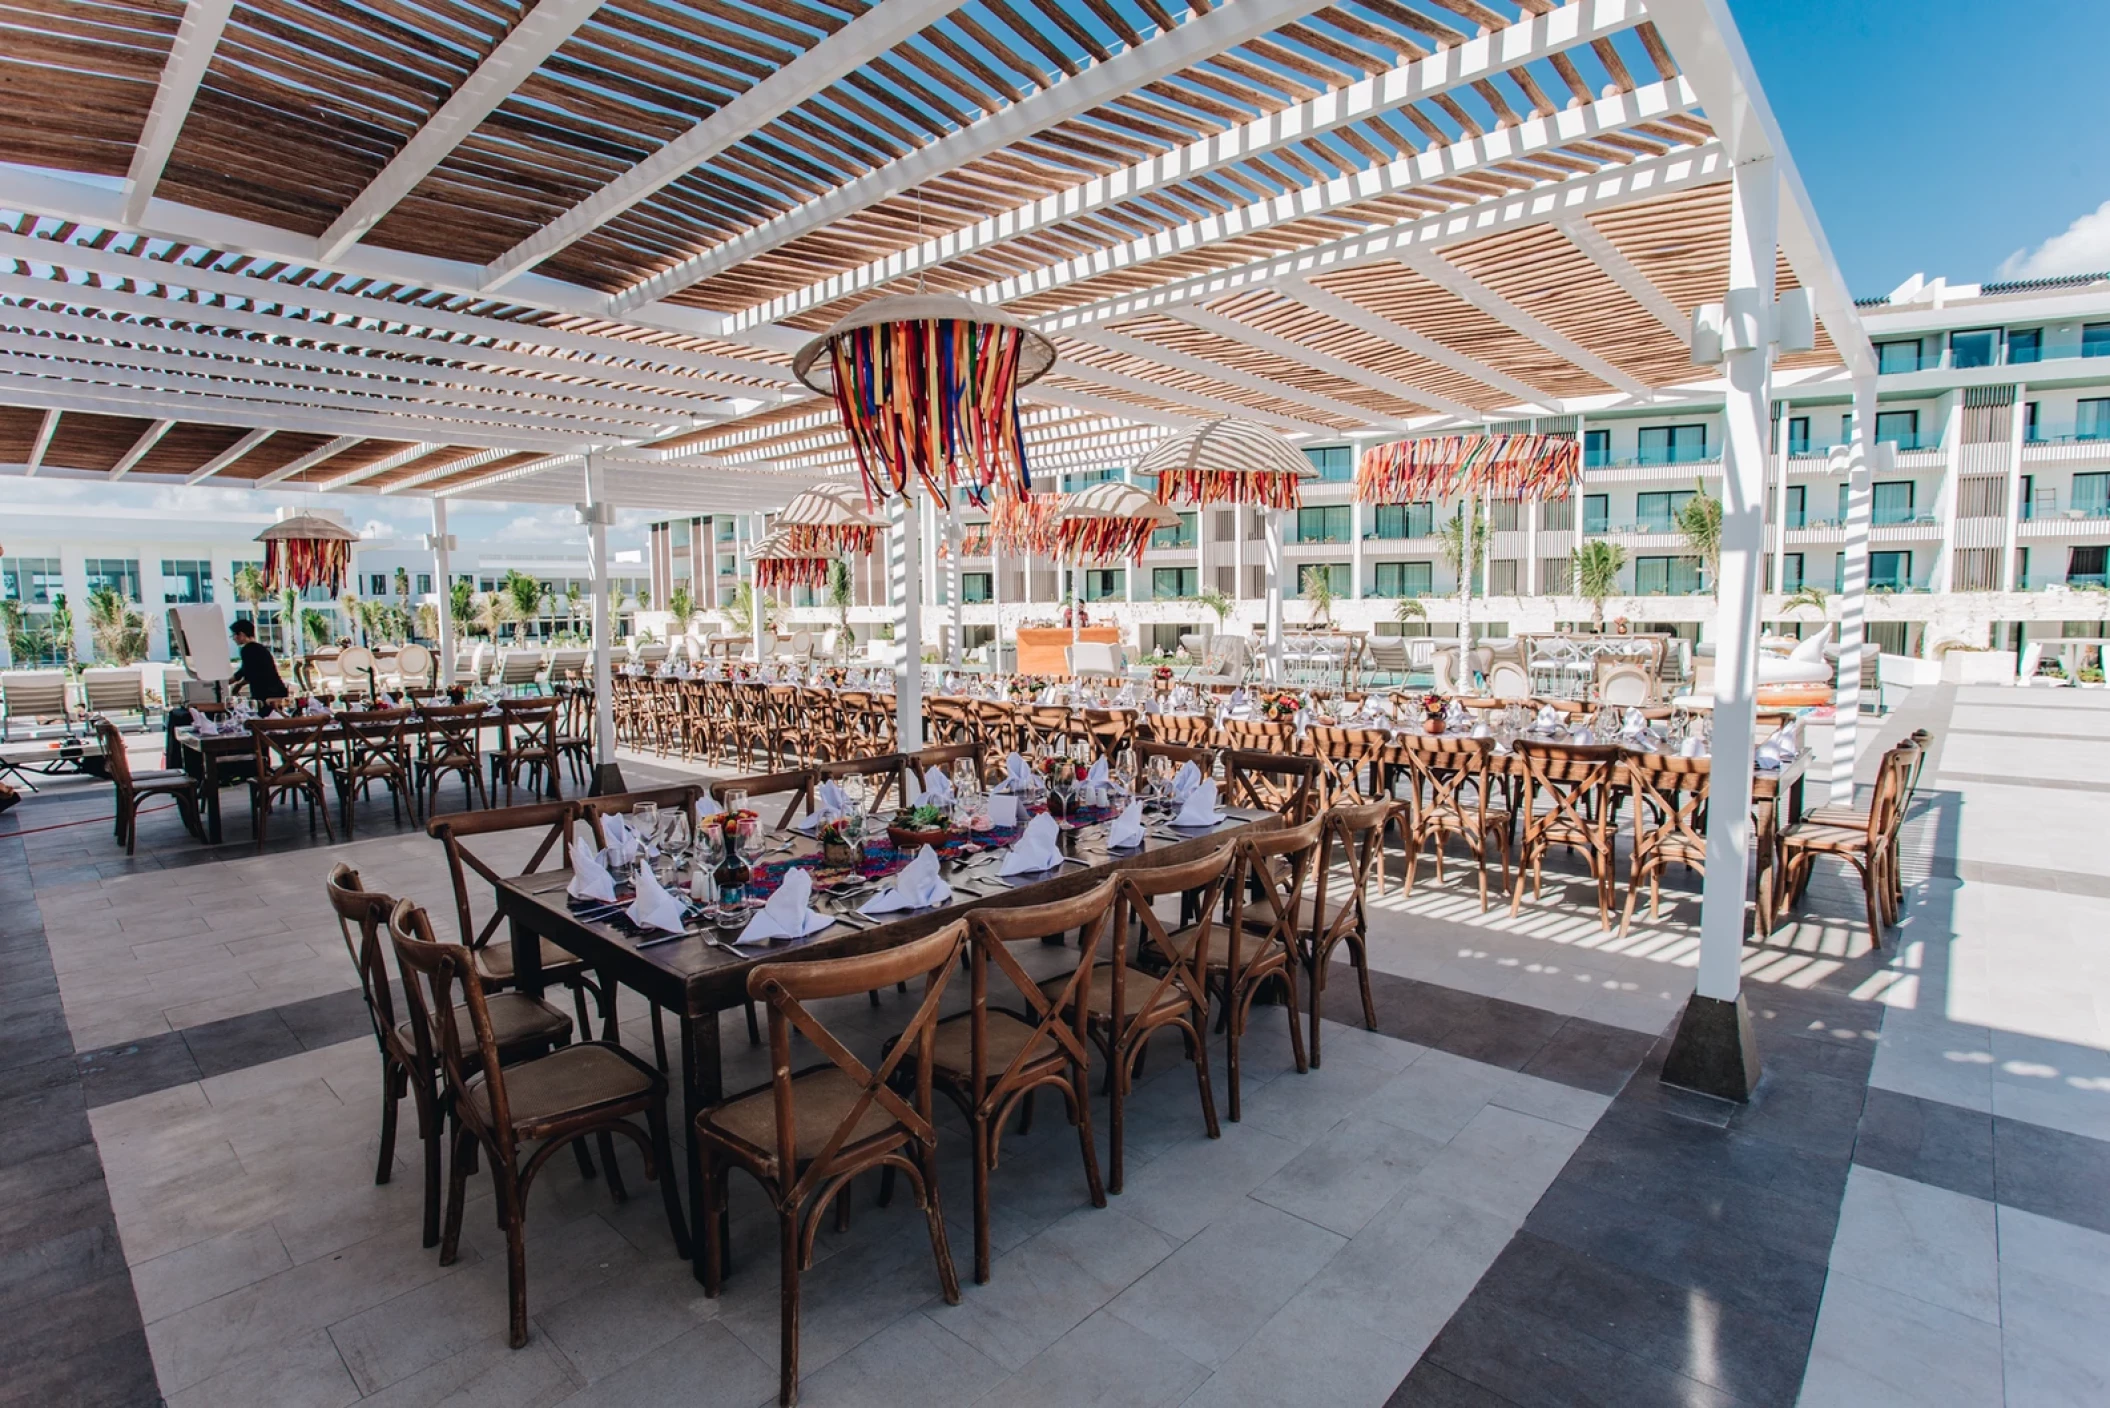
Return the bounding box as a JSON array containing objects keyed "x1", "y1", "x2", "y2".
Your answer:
[
  {"x1": 320, "y1": 0, "x2": 609, "y2": 262},
  {"x1": 1396, "y1": 248, "x2": 1653, "y2": 397},
  {"x1": 1044, "y1": 358, "x2": 1344, "y2": 438},
  {"x1": 122, "y1": 0, "x2": 235, "y2": 223},
  {"x1": 487, "y1": 0, "x2": 976, "y2": 291},
  {"x1": 1163, "y1": 305, "x2": 1485, "y2": 420},
  {"x1": 731, "y1": 0, "x2": 1651, "y2": 331},
  {"x1": 1270, "y1": 275, "x2": 1562, "y2": 412},
  {"x1": 1072, "y1": 327, "x2": 1409, "y2": 431},
  {"x1": 184, "y1": 427, "x2": 274, "y2": 484},
  {"x1": 106, "y1": 417, "x2": 175, "y2": 479},
  {"x1": 317, "y1": 441, "x2": 442, "y2": 491},
  {"x1": 608, "y1": 0, "x2": 1339, "y2": 312},
  {"x1": 1556, "y1": 216, "x2": 1692, "y2": 346},
  {"x1": 253, "y1": 435, "x2": 365, "y2": 486},
  {"x1": 23, "y1": 409, "x2": 59, "y2": 477}
]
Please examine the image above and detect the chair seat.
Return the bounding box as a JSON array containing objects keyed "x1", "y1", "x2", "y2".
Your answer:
[
  {"x1": 1237, "y1": 891, "x2": 1352, "y2": 933},
  {"x1": 474, "y1": 938, "x2": 591, "y2": 984},
  {"x1": 1782, "y1": 823, "x2": 1872, "y2": 854},
  {"x1": 464, "y1": 1041, "x2": 653, "y2": 1128},
  {"x1": 927, "y1": 1010, "x2": 1058, "y2": 1083},
  {"x1": 1804, "y1": 805, "x2": 1872, "y2": 829},
  {"x1": 1044, "y1": 963, "x2": 1191, "y2": 1020},
  {"x1": 1194, "y1": 922, "x2": 1289, "y2": 971},
  {"x1": 128, "y1": 769, "x2": 196, "y2": 789},
  {"x1": 703, "y1": 1066, "x2": 897, "y2": 1160},
  {"x1": 401, "y1": 991, "x2": 571, "y2": 1055}
]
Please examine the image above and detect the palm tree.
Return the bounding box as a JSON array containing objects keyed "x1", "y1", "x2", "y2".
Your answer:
[
  {"x1": 564, "y1": 583, "x2": 584, "y2": 634},
  {"x1": 49, "y1": 592, "x2": 75, "y2": 670},
  {"x1": 300, "y1": 607, "x2": 333, "y2": 650},
  {"x1": 1572, "y1": 540, "x2": 1627, "y2": 631},
  {"x1": 826, "y1": 560, "x2": 854, "y2": 660},
  {"x1": 279, "y1": 587, "x2": 301, "y2": 653},
  {"x1": 393, "y1": 566, "x2": 412, "y2": 617},
  {"x1": 1196, "y1": 587, "x2": 1232, "y2": 635},
  {"x1": 666, "y1": 584, "x2": 696, "y2": 636},
  {"x1": 86, "y1": 586, "x2": 150, "y2": 665},
  {"x1": 230, "y1": 563, "x2": 271, "y2": 633},
  {"x1": 473, "y1": 591, "x2": 512, "y2": 641},
  {"x1": 502, "y1": 569, "x2": 544, "y2": 643},
  {"x1": 448, "y1": 578, "x2": 474, "y2": 644},
  {"x1": 1673, "y1": 478, "x2": 1724, "y2": 592},
  {"x1": 727, "y1": 580, "x2": 769, "y2": 639},
  {"x1": 0, "y1": 600, "x2": 22, "y2": 666},
  {"x1": 1782, "y1": 584, "x2": 1829, "y2": 617},
  {"x1": 1393, "y1": 595, "x2": 1427, "y2": 629},
  {"x1": 1436, "y1": 500, "x2": 1488, "y2": 680},
  {"x1": 1299, "y1": 566, "x2": 1335, "y2": 626}
]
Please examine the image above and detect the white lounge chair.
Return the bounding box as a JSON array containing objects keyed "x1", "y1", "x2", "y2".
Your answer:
[{"x1": 0, "y1": 669, "x2": 73, "y2": 740}]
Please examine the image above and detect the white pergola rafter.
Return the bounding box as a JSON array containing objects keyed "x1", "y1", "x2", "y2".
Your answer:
[
  {"x1": 963, "y1": 79, "x2": 1701, "y2": 315},
  {"x1": 320, "y1": 0, "x2": 609, "y2": 262},
  {"x1": 484, "y1": 0, "x2": 977, "y2": 292},
  {"x1": 23, "y1": 408, "x2": 58, "y2": 477},
  {"x1": 253, "y1": 434, "x2": 365, "y2": 487},
  {"x1": 122, "y1": 0, "x2": 235, "y2": 223},
  {"x1": 732, "y1": 0, "x2": 1650, "y2": 331},
  {"x1": 1031, "y1": 146, "x2": 1730, "y2": 337},
  {"x1": 184, "y1": 427, "x2": 274, "y2": 484},
  {"x1": 1068, "y1": 327, "x2": 1412, "y2": 431},
  {"x1": 317, "y1": 441, "x2": 442, "y2": 491},
  {"x1": 1162, "y1": 304, "x2": 1484, "y2": 420},
  {"x1": 1269, "y1": 275, "x2": 1562, "y2": 413},
  {"x1": 106, "y1": 417, "x2": 174, "y2": 479},
  {"x1": 1555, "y1": 215, "x2": 1693, "y2": 346},
  {"x1": 1395, "y1": 248, "x2": 1651, "y2": 397},
  {"x1": 1041, "y1": 361, "x2": 1341, "y2": 438},
  {"x1": 607, "y1": 0, "x2": 1340, "y2": 313},
  {"x1": 378, "y1": 447, "x2": 517, "y2": 495}
]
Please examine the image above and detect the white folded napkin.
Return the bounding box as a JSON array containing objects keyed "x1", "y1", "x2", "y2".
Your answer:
[
  {"x1": 793, "y1": 780, "x2": 852, "y2": 834},
  {"x1": 1535, "y1": 705, "x2": 1560, "y2": 730},
  {"x1": 1680, "y1": 735, "x2": 1707, "y2": 758},
  {"x1": 922, "y1": 767, "x2": 955, "y2": 807},
  {"x1": 1084, "y1": 758, "x2": 1108, "y2": 790},
  {"x1": 626, "y1": 862, "x2": 687, "y2": 934},
  {"x1": 567, "y1": 821, "x2": 616, "y2": 902},
  {"x1": 1570, "y1": 727, "x2": 1595, "y2": 745},
  {"x1": 695, "y1": 795, "x2": 724, "y2": 825},
  {"x1": 1170, "y1": 760, "x2": 1202, "y2": 801},
  {"x1": 1171, "y1": 779, "x2": 1224, "y2": 828},
  {"x1": 1105, "y1": 800, "x2": 1146, "y2": 849},
  {"x1": 999, "y1": 813, "x2": 1064, "y2": 876},
  {"x1": 987, "y1": 793, "x2": 1019, "y2": 828},
  {"x1": 861, "y1": 845, "x2": 952, "y2": 914},
  {"x1": 1622, "y1": 707, "x2": 1648, "y2": 735},
  {"x1": 1470, "y1": 721, "x2": 1492, "y2": 739},
  {"x1": 1002, "y1": 752, "x2": 1031, "y2": 792},
  {"x1": 737, "y1": 869, "x2": 832, "y2": 944}
]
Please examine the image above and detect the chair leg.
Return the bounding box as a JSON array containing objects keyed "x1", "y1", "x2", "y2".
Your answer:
[
  {"x1": 646, "y1": 1104, "x2": 690, "y2": 1259},
  {"x1": 777, "y1": 1209, "x2": 802, "y2": 1407},
  {"x1": 1279, "y1": 964, "x2": 1308, "y2": 1075},
  {"x1": 699, "y1": 1156, "x2": 726, "y2": 1296},
  {"x1": 970, "y1": 1116, "x2": 992, "y2": 1284},
  {"x1": 1306, "y1": 952, "x2": 1326, "y2": 1069},
  {"x1": 597, "y1": 1131, "x2": 628, "y2": 1202},
  {"x1": 501, "y1": 1180, "x2": 530, "y2": 1349},
  {"x1": 651, "y1": 1004, "x2": 669, "y2": 1073},
  {"x1": 440, "y1": 1125, "x2": 472, "y2": 1266},
  {"x1": 376, "y1": 1062, "x2": 400, "y2": 1186}
]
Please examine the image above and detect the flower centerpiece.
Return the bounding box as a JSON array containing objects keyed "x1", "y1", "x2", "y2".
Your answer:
[
  {"x1": 887, "y1": 802, "x2": 950, "y2": 850},
  {"x1": 1152, "y1": 664, "x2": 1175, "y2": 685},
  {"x1": 1417, "y1": 691, "x2": 1447, "y2": 734},
  {"x1": 822, "y1": 664, "x2": 847, "y2": 688},
  {"x1": 1259, "y1": 690, "x2": 1302, "y2": 723},
  {"x1": 817, "y1": 814, "x2": 861, "y2": 868},
  {"x1": 1007, "y1": 674, "x2": 1044, "y2": 701}
]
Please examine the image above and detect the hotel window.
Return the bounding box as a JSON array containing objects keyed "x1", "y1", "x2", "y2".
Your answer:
[
  {"x1": 416, "y1": 573, "x2": 432, "y2": 594},
  {"x1": 1151, "y1": 512, "x2": 1197, "y2": 549},
  {"x1": 1949, "y1": 328, "x2": 2000, "y2": 369},
  {"x1": 1778, "y1": 553, "x2": 1806, "y2": 593},
  {"x1": 1583, "y1": 429, "x2": 1610, "y2": 467},
  {"x1": 1636, "y1": 424, "x2": 1708, "y2": 466},
  {"x1": 2007, "y1": 328, "x2": 2043, "y2": 364},
  {"x1": 1783, "y1": 485, "x2": 1807, "y2": 529},
  {"x1": 2083, "y1": 323, "x2": 2110, "y2": 358},
  {"x1": 1874, "y1": 410, "x2": 1920, "y2": 450},
  {"x1": 1876, "y1": 340, "x2": 1923, "y2": 374},
  {"x1": 159, "y1": 559, "x2": 212, "y2": 604},
  {"x1": 1582, "y1": 495, "x2": 1609, "y2": 534},
  {"x1": 0, "y1": 557, "x2": 62, "y2": 605},
  {"x1": 1152, "y1": 566, "x2": 1198, "y2": 599},
  {"x1": 1635, "y1": 490, "x2": 1697, "y2": 533},
  {"x1": 1370, "y1": 561, "x2": 1433, "y2": 598},
  {"x1": 2070, "y1": 546, "x2": 2108, "y2": 587},
  {"x1": 366, "y1": 573, "x2": 388, "y2": 596},
  {"x1": 1539, "y1": 498, "x2": 1574, "y2": 531},
  {"x1": 1633, "y1": 556, "x2": 1702, "y2": 595},
  {"x1": 1295, "y1": 505, "x2": 1350, "y2": 544},
  {"x1": 2072, "y1": 473, "x2": 2110, "y2": 516},
  {"x1": 2076, "y1": 399, "x2": 2110, "y2": 441},
  {"x1": 1082, "y1": 568, "x2": 1124, "y2": 601},
  {"x1": 1490, "y1": 499, "x2": 1519, "y2": 531},
  {"x1": 1872, "y1": 480, "x2": 1917, "y2": 525},
  {"x1": 1869, "y1": 551, "x2": 1912, "y2": 591},
  {"x1": 1488, "y1": 559, "x2": 1519, "y2": 595},
  {"x1": 1369, "y1": 503, "x2": 1433, "y2": 539},
  {"x1": 1303, "y1": 446, "x2": 1354, "y2": 482},
  {"x1": 1786, "y1": 416, "x2": 1810, "y2": 454},
  {"x1": 715, "y1": 519, "x2": 735, "y2": 542},
  {"x1": 1297, "y1": 563, "x2": 1350, "y2": 595},
  {"x1": 961, "y1": 572, "x2": 991, "y2": 602},
  {"x1": 84, "y1": 558, "x2": 142, "y2": 602}
]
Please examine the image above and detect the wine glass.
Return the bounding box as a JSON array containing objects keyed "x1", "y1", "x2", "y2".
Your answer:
[
  {"x1": 631, "y1": 801, "x2": 659, "y2": 844},
  {"x1": 721, "y1": 787, "x2": 747, "y2": 821}
]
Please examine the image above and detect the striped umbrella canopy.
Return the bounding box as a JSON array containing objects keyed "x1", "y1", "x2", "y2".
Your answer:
[
  {"x1": 1137, "y1": 418, "x2": 1316, "y2": 510},
  {"x1": 1054, "y1": 480, "x2": 1181, "y2": 563},
  {"x1": 748, "y1": 529, "x2": 832, "y2": 592},
  {"x1": 778, "y1": 481, "x2": 887, "y2": 554}
]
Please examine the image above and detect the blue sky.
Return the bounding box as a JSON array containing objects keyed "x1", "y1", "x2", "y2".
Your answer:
[{"x1": 1733, "y1": 0, "x2": 2110, "y2": 296}]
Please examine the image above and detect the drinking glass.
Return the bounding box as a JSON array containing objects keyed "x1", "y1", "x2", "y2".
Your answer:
[
  {"x1": 631, "y1": 801, "x2": 659, "y2": 842},
  {"x1": 721, "y1": 787, "x2": 748, "y2": 819}
]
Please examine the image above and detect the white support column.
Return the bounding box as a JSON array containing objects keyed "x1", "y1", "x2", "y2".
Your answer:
[
  {"x1": 582, "y1": 455, "x2": 621, "y2": 793},
  {"x1": 946, "y1": 496, "x2": 964, "y2": 668},
  {"x1": 1669, "y1": 155, "x2": 1779, "y2": 1101},
  {"x1": 1770, "y1": 399, "x2": 1791, "y2": 596},
  {"x1": 429, "y1": 498, "x2": 455, "y2": 685},
  {"x1": 1932, "y1": 392, "x2": 1964, "y2": 593},
  {"x1": 1455, "y1": 496, "x2": 1475, "y2": 685},
  {"x1": 1262, "y1": 507, "x2": 1285, "y2": 681},
  {"x1": 1525, "y1": 496, "x2": 1540, "y2": 597},
  {"x1": 749, "y1": 511, "x2": 766, "y2": 662},
  {"x1": 991, "y1": 531, "x2": 1004, "y2": 672},
  {"x1": 892, "y1": 496, "x2": 924, "y2": 747},
  {"x1": 1831, "y1": 376, "x2": 1877, "y2": 805},
  {"x1": 2000, "y1": 383, "x2": 2029, "y2": 592},
  {"x1": 1235, "y1": 508, "x2": 1248, "y2": 640}
]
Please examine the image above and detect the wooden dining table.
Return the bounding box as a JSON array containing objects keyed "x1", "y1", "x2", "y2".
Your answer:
[{"x1": 493, "y1": 802, "x2": 1286, "y2": 1285}]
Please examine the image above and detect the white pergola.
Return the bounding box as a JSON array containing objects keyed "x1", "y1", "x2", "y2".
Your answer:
[{"x1": 1, "y1": 0, "x2": 1876, "y2": 1095}]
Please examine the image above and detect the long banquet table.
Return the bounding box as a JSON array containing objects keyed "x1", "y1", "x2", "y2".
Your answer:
[{"x1": 494, "y1": 802, "x2": 1285, "y2": 1284}]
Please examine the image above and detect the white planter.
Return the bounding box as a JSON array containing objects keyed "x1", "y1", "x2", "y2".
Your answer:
[{"x1": 1940, "y1": 650, "x2": 2016, "y2": 685}]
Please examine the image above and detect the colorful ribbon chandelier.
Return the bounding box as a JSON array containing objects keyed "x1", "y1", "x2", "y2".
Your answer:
[
  {"x1": 256, "y1": 514, "x2": 357, "y2": 594},
  {"x1": 1355, "y1": 433, "x2": 1582, "y2": 504},
  {"x1": 1134, "y1": 418, "x2": 1316, "y2": 511}
]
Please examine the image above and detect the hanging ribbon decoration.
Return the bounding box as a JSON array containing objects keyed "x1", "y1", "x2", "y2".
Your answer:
[
  {"x1": 753, "y1": 555, "x2": 832, "y2": 592},
  {"x1": 1055, "y1": 514, "x2": 1162, "y2": 563},
  {"x1": 781, "y1": 523, "x2": 878, "y2": 556},
  {"x1": 262, "y1": 537, "x2": 351, "y2": 595},
  {"x1": 1151, "y1": 465, "x2": 1304, "y2": 511},
  {"x1": 825, "y1": 319, "x2": 1034, "y2": 505},
  {"x1": 991, "y1": 488, "x2": 1062, "y2": 556},
  {"x1": 1355, "y1": 433, "x2": 1582, "y2": 505}
]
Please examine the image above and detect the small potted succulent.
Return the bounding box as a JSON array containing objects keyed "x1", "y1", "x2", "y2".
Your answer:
[
  {"x1": 887, "y1": 802, "x2": 951, "y2": 850},
  {"x1": 817, "y1": 814, "x2": 862, "y2": 868}
]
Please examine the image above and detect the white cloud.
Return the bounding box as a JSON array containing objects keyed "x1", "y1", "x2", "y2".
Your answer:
[{"x1": 1997, "y1": 200, "x2": 2110, "y2": 280}]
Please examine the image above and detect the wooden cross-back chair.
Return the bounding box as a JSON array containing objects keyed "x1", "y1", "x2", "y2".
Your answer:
[
  {"x1": 1141, "y1": 711, "x2": 1215, "y2": 749},
  {"x1": 248, "y1": 713, "x2": 337, "y2": 849},
  {"x1": 1215, "y1": 716, "x2": 1294, "y2": 755},
  {"x1": 388, "y1": 899, "x2": 685, "y2": 1350},
  {"x1": 1781, "y1": 740, "x2": 1914, "y2": 947},
  {"x1": 924, "y1": 696, "x2": 979, "y2": 750},
  {"x1": 491, "y1": 697, "x2": 561, "y2": 805},
  {"x1": 332, "y1": 706, "x2": 417, "y2": 836},
  {"x1": 971, "y1": 698, "x2": 1022, "y2": 755},
  {"x1": 907, "y1": 741, "x2": 985, "y2": 792},
  {"x1": 893, "y1": 881, "x2": 1112, "y2": 1283},
  {"x1": 1300, "y1": 724, "x2": 1389, "y2": 805},
  {"x1": 1079, "y1": 707, "x2": 1137, "y2": 767},
  {"x1": 1060, "y1": 845, "x2": 1233, "y2": 1193},
  {"x1": 414, "y1": 701, "x2": 490, "y2": 814},
  {"x1": 696, "y1": 924, "x2": 967, "y2": 1408},
  {"x1": 92, "y1": 716, "x2": 199, "y2": 853},
  {"x1": 1508, "y1": 740, "x2": 1621, "y2": 930},
  {"x1": 1221, "y1": 815, "x2": 1319, "y2": 1118},
  {"x1": 1395, "y1": 734, "x2": 1513, "y2": 911},
  {"x1": 1222, "y1": 747, "x2": 1321, "y2": 822},
  {"x1": 1620, "y1": 755, "x2": 1711, "y2": 937},
  {"x1": 812, "y1": 755, "x2": 905, "y2": 817},
  {"x1": 427, "y1": 801, "x2": 601, "y2": 1036},
  {"x1": 1295, "y1": 799, "x2": 1393, "y2": 1067},
  {"x1": 552, "y1": 684, "x2": 594, "y2": 785},
  {"x1": 709, "y1": 767, "x2": 818, "y2": 832}
]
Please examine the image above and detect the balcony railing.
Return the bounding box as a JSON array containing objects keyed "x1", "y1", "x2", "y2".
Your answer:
[{"x1": 2023, "y1": 423, "x2": 2110, "y2": 447}]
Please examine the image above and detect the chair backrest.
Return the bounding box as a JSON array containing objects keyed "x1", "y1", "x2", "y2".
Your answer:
[
  {"x1": 81, "y1": 668, "x2": 145, "y2": 711},
  {"x1": 1396, "y1": 733, "x2": 1496, "y2": 831},
  {"x1": 341, "y1": 707, "x2": 414, "y2": 774},
  {"x1": 497, "y1": 696, "x2": 559, "y2": 753},
  {"x1": 427, "y1": 800, "x2": 576, "y2": 950},
  {"x1": 814, "y1": 754, "x2": 905, "y2": 813},
  {"x1": 338, "y1": 645, "x2": 375, "y2": 682},
  {"x1": 394, "y1": 643, "x2": 434, "y2": 686},
  {"x1": 581, "y1": 783, "x2": 706, "y2": 845},
  {"x1": 497, "y1": 652, "x2": 544, "y2": 686},
  {"x1": 634, "y1": 642, "x2": 669, "y2": 665},
  {"x1": 1301, "y1": 724, "x2": 1388, "y2": 803},
  {"x1": 1222, "y1": 746, "x2": 1320, "y2": 821},
  {"x1": 1227, "y1": 814, "x2": 1323, "y2": 975},
  {"x1": 1312, "y1": 798, "x2": 1395, "y2": 945},
  {"x1": 1513, "y1": 740, "x2": 1620, "y2": 846},
  {"x1": 386, "y1": 898, "x2": 515, "y2": 1153},
  {"x1": 1487, "y1": 661, "x2": 1531, "y2": 701},
  {"x1": 1142, "y1": 712, "x2": 1215, "y2": 749},
  {"x1": 1430, "y1": 650, "x2": 1458, "y2": 693},
  {"x1": 546, "y1": 648, "x2": 589, "y2": 681},
  {"x1": 251, "y1": 714, "x2": 335, "y2": 782},
  {"x1": 746, "y1": 921, "x2": 968, "y2": 1192},
  {"x1": 324, "y1": 864, "x2": 404, "y2": 1062},
  {"x1": 908, "y1": 742, "x2": 983, "y2": 791},
  {"x1": 710, "y1": 767, "x2": 818, "y2": 830},
  {"x1": 1067, "y1": 641, "x2": 1126, "y2": 677},
  {"x1": 1622, "y1": 754, "x2": 1711, "y2": 868},
  {"x1": 1, "y1": 669, "x2": 71, "y2": 719},
  {"x1": 964, "y1": 879, "x2": 1113, "y2": 1105},
  {"x1": 1363, "y1": 637, "x2": 1408, "y2": 670},
  {"x1": 1215, "y1": 717, "x2": 1293, "y2": 753},
  {"x1": 91, "y1": 716, "x2": 134, "y2": 788},
  {"x1": 1595, "y1": 660, "x2": 1651, "y2": 707},
  {"x1": 1110, "y1": 844, "x2": 1235, "y2": 1024}
]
